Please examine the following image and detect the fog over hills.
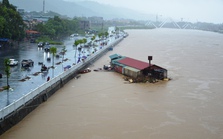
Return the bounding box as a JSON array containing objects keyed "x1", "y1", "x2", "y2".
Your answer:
[{"x1": 9, "y1": 0, "x2": 154, "y2": 20}]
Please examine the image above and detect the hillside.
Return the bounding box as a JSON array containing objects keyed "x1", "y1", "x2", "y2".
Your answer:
[{"x1": 8, "y1": 0, "x2": 154, "y2": 20}]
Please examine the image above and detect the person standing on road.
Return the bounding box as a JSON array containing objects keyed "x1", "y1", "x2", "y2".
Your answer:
[{"x1": 47, "y1": 76, "x2": 50, "y2": 82}]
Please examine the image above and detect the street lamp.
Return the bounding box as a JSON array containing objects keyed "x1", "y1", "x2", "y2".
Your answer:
[{"x1": 148, "y1": 56, "x2": 153, "y2": 82}]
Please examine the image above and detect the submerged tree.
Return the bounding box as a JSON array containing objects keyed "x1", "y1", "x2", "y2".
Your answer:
[
  {"x1": 50, "y1": 46, "x2": 57, "y2": 68},
  {"x1": 91, "y1": 35, "x2": 96, "y2": 46},
  {"x1": 74, "y1": 40, "x2": 81, "y2": 64},
  {"x1": 4, "y1": 58, "x2": 11, "y2": 90},
  {"x1": 82, "y1": 38, "x2": 87, "y2": 46},
  {"x1": 74, "y1": 39, "x2": 80, "y2": 47},
  {"x1": 61, "y1": 45, "x2": 67, "y2": 62}
]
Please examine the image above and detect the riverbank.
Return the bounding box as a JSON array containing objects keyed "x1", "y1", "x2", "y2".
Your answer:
[{"x1": 1, "y1": 29, "x2": 223, "y2": 139}]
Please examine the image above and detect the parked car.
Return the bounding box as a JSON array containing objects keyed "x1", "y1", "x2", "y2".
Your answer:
[
  {"x1": 38, "y1": 42, "x2": 44, "y2": 47},
  {"x1": 21, "y1": 59, "x2": 34, "y2": 67},
  {"x1": 44, "y1": 45, "x2": 51, "y2": 52},
  {"x1": 9, "y1": 59, "x2": 19, "y2": 66}
]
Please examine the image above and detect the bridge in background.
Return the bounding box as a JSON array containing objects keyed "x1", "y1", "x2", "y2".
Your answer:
[{"x1": 145, "y1": 18, "x2": 195, "y2": 29}]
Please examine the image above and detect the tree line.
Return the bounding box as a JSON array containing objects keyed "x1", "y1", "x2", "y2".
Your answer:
[
  {"x1": 0, "y1": 0, "x2": 25, "y2": 41},
  {"x1": 34, "y1": 16, "x2": 80, "y2": 41},
  {"x1": 0, "y1": 0, "x2": 83, "y2": 43}
]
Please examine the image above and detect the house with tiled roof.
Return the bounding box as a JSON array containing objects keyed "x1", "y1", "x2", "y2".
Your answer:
[{"x1": 109, "y1": 54, "x2": 167, "y2": 80}]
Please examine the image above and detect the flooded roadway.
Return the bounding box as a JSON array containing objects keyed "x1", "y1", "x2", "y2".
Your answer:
[{"x1": 0, "y1": 36, "x2": 115, "y2": 109}]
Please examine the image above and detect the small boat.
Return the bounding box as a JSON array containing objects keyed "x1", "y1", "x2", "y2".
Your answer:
[
  {"x1": 103, "y1": 65, "x2": 113, "y2": 71},
  {"x1": 93, "y1": 68, "x2": 102, "y2": 71},
  {"x1": 78, "y1": 68, "x2": 91, "y2": 74},
  {"x1": 9, "y1": 59, "x2": 19, "y2": 66}
]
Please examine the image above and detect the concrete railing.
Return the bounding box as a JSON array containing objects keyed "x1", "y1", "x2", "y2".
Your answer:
[{"x1": 0, "y1": 36, "x2": 123, "y2": 120}]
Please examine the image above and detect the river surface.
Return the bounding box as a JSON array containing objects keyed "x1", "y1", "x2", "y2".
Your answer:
[
  {"x1": 1, "y1": 29, "x2": 223, "y2": 139},
  {"x1": 0, "y1": 36, "x2": 115, "y2": 108}
]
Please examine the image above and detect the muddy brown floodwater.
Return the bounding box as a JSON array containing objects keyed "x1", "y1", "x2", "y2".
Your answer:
[{"x1": 1, "y1": 29, "x2": 223, "y2": 139}]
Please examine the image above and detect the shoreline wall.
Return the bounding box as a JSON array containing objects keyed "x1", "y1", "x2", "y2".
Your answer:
[{"x1": 0, "y1": 37, "x2": 124, "y2": 135}]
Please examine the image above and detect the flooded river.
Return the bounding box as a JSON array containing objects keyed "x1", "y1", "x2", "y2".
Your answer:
[{"x1": 1, "y1": 29, "x2": 223, "y2": 139}]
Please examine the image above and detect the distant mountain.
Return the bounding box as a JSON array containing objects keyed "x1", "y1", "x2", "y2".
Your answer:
[{"x1": 8, "y1": 0, "x2": 154, "y2": 20}]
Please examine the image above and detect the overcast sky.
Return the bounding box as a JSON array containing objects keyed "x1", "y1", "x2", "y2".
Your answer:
[{"x1": 64, "y1": 0, "x2": 223, "y2": 23}]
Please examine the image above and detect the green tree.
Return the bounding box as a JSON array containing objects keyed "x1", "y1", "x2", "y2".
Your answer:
[
  {"x1": 0, "y1": 16, "x2": 6, "y2": 35},
  {"x1": 61, "y1": 45, "x2": 66, "y2": 62},
  {"x1": 50, "y1": 46, "x2": 57, "y2": 68},
  {"x1": 91, "y1": 35, "x2": 96, "y2": 46},
  {"x1": 35, "y1": 16, "x2": 80, "y2": 41},
  {"x1": 104, "y1": 32, "x2": 109, "y2": 38},
  {"x1": 74, "y1": 39, "x2": 80, "y2": 46},
  {"x1": 4, "y1": 58, "x2": 11, "y2": 90},
  {"x1": 82, "y1": 38, "x2": 87, "y2": 44},
  {"x1": 74, "y1": 39, "x2": 82, "y2": 64},
  {"x1": 2, "y1": 0, "x2": 9, "y2": 7},
  {"x1": 98, "y1": 32, "x2": 104, "y2": 38},
  {"x1": 0, "y1": 1, "x2": 25, "y2": 41}
]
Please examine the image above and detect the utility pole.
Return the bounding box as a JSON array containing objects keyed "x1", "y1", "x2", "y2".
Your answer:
[
  {"x1": 101, "y1": 22, "x2": 104, "y2": 32},
  {"x1": 43, "y1": 0, "x2": 45, "y2": 13}
]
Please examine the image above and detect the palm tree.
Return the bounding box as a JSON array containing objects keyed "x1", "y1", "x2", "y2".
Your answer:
[
  {"x1": 4, "y1": 58, "x2": 11, "y2": 90},
  {"x1": 61, "y1": 45, "x2": 67, "y2": 63},
  {"x1": 98, "y1": 32, "x2": 105, "y2": 45},
  {"x1": 104, "y1": 32, "x2": 109, "y2": 38},
  {"x1": 82, "y1": 38, "x2": 87, "y2": 45},
  {"x1": 74, "y1": 40, "x2": 80, "y2": 64},
  {"x1": 74, "y1": 39, "x2": 81, "y2": 48},
  {"x1": 4, "y1": 58, "x2": 11, "y2": 105},
  {"x1": 81, "y1": 38, "x2": 87, "y2": 57},
  {"x1": 50, "y1": 46, "x2": 57, "y2": 69},
  {"x1": 91, "y1": 35, "x2": 96, "y2": 46}
]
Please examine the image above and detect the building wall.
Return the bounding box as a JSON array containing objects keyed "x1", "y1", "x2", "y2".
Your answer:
[
  {"x1": 88, "y1": 16, "x2": 103, "y2": 25},
  {"x1": 123, "y1": 67, "x2": 141, "y2": 78},
  {"x1": 79, "y1": 20, "x2": 90, "y2": 30},
  {"x1": 114, "y1": 66, "x2": 123, "y2": 74}
]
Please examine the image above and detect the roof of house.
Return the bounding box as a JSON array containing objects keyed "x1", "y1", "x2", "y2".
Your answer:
[
  {"x1": 109, "y1": 54, "x2": 122, "y2": 60},
  {"x1": 118, "y1": 57, "x2": 152, "y2": 70},
  {"x1": 26, "y1": 30, "x2": 40, "y2": 34}
]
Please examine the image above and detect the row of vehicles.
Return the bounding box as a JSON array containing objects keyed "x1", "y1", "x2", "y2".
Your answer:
[
  {"x1": 38, "y1": 42, "x2": 51, "y2": 52},
  {"x1": 8, "y1": 59, "x2": 34, "y2": 67},
  {"x1": 7, "y1": 42, "x2": 51, "y2": 67},
  {"x1": 37, "y1": 42, "x2": 50, "y2": 47}
]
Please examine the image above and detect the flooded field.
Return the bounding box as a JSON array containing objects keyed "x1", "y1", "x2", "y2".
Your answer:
[{"x1": 1, "y1": 29, "x2": 223, "y2": 139}]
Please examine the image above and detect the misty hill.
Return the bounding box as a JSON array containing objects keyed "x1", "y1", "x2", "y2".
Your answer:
[{"x1": 8, "y1": 0, "x2": 154, "y2": 20}]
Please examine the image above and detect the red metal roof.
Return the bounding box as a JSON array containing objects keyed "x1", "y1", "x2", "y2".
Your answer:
[
  {"x1": 26, "y1": 30, "x2": 40, "y2": 34},
  {"x1": 118, "y1": 57, "x2": 152, "y2": 70}
]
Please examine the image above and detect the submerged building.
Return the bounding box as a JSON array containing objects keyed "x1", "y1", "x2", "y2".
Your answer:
[{"x1": 109, "y1": 54, "x2": 167, "y2": 81}]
